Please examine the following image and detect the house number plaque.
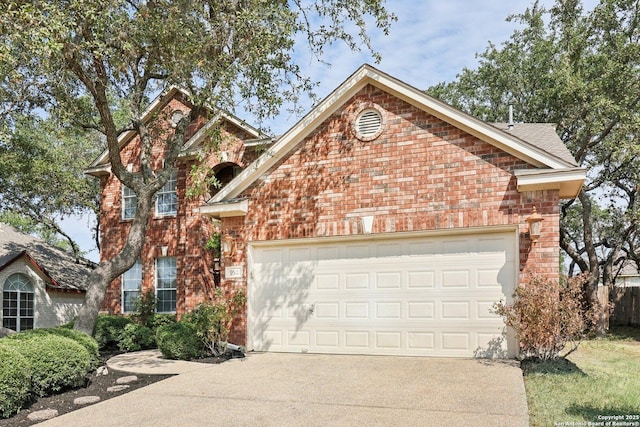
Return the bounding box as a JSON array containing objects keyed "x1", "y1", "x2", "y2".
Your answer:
[{"x1": 225, "y1": 266, "x2": 243, "y2": 280}]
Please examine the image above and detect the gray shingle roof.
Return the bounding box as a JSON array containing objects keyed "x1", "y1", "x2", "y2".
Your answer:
[
  {"x1": 0, "y1": 224, "x2": 95, "y2": 291},
  {"x1": 491, "y1": 122, "x2": 578, "y2": 166}
]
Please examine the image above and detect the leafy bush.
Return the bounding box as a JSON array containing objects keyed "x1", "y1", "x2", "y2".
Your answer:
[
  {"x1": 0, "y1": 342, "x2": 32, "y2": 419},
  {"x1": 16, "y1": 328, "x2": 99, "y2": 369},
  {"x1": 93, "y1": 314, "x2": 133, "y2": 350},
  {"x1": 132, "y1": 289, "x2": 157, "y2": 328},
  {"x1": 118, "y1": 323, "x2": 156, "y2": 352},
  {"x1": 7, "y1": 334, "x2": 92, "y2": 396},
  {"x1": 182, "y1": 288, "x2": 246, "y2": 355},
  {"x1": 147, "y1": 313, "x2": 176, "y2": 332},
  {"x1": 156, "y1": 322, "x2": 204, "y2": 360},
  {"x1": 494, "y1": 275, "x2": 599, "y2": 360}
]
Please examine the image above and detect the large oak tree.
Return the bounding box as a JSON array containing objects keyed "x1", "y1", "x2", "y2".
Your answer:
[
  {"x1": 0, "y1": 0, "x2": 395, "y2": 334},
  {"x1": 426, "y1": 0, "x2": 640, "y2": 321}
]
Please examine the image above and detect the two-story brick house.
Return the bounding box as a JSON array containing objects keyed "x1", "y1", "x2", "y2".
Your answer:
[
  {"x1": 89, "y1": 65, "x2": 585, "y2": 358},
  {"x1": 85, "y1": 87, "x2": 268, "y2": 316}
]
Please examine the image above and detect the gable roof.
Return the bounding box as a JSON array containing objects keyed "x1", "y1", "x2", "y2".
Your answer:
[
  {"x1": 204, "y1": 64, "x2": 585, "y2": 212},
  {"x1": 85, "y1": 87, "x2": 269, "y2": 176},
  {"x1": 0, "y1": 224, "x2": 95, "y2": 292}
]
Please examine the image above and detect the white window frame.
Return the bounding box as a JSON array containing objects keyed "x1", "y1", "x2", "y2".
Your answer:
[
  {"x1": 155, "y1": 257, "x2": 177, "y2": 313},
  {"x1": 2, "y1": 273, "x2": 35, "y2": 331},
  {"x1": 122, "y1": 185, "x2": 137, "y2": 220},
  {"x1": 155, "y1": 171, "x2": 178, "y2": 217},
  {"x1": 121, "y1": 260, "x2": 142, "y2": 313}
]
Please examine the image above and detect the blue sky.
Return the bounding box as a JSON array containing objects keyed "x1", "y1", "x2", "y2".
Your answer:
[{"x1": 65, "y1": 0, "x2": 600, "y2": 262}]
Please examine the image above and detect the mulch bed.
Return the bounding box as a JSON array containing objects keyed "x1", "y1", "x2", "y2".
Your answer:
[{"x1": 0, "y1": 351, "x2": 227, "y2": 427}]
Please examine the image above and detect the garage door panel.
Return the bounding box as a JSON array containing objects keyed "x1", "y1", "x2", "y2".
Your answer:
[
  {"x1": 345, "y1": 273, "x2": 369, "y2": 289},
  {"x1": 376, "y1": 302, "x2": 402, "y2": 319},
  {"x1": 345, "y1": 331, "x2": 370, "y2": 348},
  {"x1": 408, "y1": 302, "x2": 435, "y2": 319},
  {"x1": 249, "y1": 231, "x2": 517, "y2": 357},
  {"x1": 375, "y1": 272, "x2": 402, "y2": 289},
  {"x1": 407, "y1": 271, "x2": 435, "y2": 288},
  {"x1": 316, "y1": 274, "x2": 340, "y2": 290}
]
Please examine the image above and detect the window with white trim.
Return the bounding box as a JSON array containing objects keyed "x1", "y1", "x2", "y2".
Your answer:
[
  {"x1": 2, "y1": 273, "x2": 34, "y2": 331},
  {"x1": 156, "y1": 171, "x2": 178, "y2": 216},
  {"x1": 122, "y1": 185, "x2": 137, "y2": 220},
  {"x1": 155, "y1": 257, "x2": 176, "y2": 313},
  {"x1": 122, "y1": 260, "x2": 142, "y2": 313}
]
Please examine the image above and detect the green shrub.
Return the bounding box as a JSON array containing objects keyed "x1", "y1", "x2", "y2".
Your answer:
[
  {"x1": 118, "y1": 323, "x2": 156, "y2": 352},
  {"x1": 0, "y1": 342, "x2": 32, "y2": 419},
  {"x1": 182, "y1": 288, "x2": 246, "y2": 355},
  {"x1": 132, "y1": 289, "x2": 157, "y2": 328},
  {"x1": 16, "y1": 328, "x2": 99, "y2": 369},
  {"x1": 93, "y1": 314, "x2": 133, "y2": 350},
  {"x1": 156, "y1": 322, "x2": 204, "y2": 360},
  {"x1": 8, "y1": 334, "x2": 92, "y2": 396},
  {"x1": 147, "y1": 313, "x2": 176, "y2": 332}
]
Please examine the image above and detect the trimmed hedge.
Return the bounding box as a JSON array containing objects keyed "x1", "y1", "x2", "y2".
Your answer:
[
  {"x1": 0, "y1": 342, "x2": 31, "y2": 419},
  {"x1": 7, "y1": 334, "x2": 92, "y2": 396},
  {"x1": 156, "y1": 322, "x2": 204, "y2": 360},
  {"x1": 13, "y1": 328, "x2": 99, "y2": 369}
]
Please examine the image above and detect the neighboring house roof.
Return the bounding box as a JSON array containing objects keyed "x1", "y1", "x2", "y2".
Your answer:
[
  {"x1": 618, "y1": 262, "x2": 640, "y2": 277},
  {"x1": 85, "y1": 86, "x2": 270, "y2": 176},
  {"x1": 202, "y1": 64, "x2": 586, "y2": 216},
  {"x1": 0, "y1": 224, "x2": 95, "y2": 292}
]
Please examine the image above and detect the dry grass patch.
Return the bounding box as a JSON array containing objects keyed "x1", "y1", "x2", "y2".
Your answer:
[{"x1": 524, "y1": 327, "x2": 640, "y2": 427}]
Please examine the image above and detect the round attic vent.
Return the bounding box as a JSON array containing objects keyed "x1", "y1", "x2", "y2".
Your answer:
[
  {"x1": 170, "y1": 110, "x2": 185, "y2": 127},
  {"x1": 354, "y1": 108, "x2": 383, "y2": 141}
]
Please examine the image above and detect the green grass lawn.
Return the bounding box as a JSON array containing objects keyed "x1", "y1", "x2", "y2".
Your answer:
[{"x1": 524, "y1": 327, "x2": 640, "y2": 427}]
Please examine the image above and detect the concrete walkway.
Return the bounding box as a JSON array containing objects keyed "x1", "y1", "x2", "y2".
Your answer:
[{"x1": 38, "y1": 352, "x2": 529, "y2": 427}]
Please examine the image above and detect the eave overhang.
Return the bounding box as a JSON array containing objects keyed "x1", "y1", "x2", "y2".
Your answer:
[
  {"x1": 198, "y1": 199, "x2": 248, "y2": 218},
  {"x1": 515, "y1": 168, "x2": 586, "y2": 198}
]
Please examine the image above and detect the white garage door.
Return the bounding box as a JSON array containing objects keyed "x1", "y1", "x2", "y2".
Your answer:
[{"x1": 248, "y1": 230, "x2": 517, "y2": 357}]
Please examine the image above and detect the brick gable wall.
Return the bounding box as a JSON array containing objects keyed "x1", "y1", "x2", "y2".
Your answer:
[{"x1": 219, "y1": 84, "x2": 560, "y2": 345}]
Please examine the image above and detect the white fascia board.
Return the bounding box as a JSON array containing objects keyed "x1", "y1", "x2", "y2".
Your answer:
[
  {"x1": 199, "y1": 199, "x2": 248, "y2": 218},
  {"x1": 515, "y1": 168, "x2": 586, "y2": 198}
]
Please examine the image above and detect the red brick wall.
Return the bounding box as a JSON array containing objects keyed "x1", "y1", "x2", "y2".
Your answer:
[
  {"x1": 219, "y1": 84, "x2": 561, "y2": 345},
  {"x1": 98, "y1": 98, "x2": 259, "y2": 316}
]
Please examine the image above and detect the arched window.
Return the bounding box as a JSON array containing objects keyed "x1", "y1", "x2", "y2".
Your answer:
[
  {"x1": 2, "y1": 273, "x2": 35, "y2": 331},
  {"x1": 209, "y1": 162, "x2": 242, "y2": 197}
]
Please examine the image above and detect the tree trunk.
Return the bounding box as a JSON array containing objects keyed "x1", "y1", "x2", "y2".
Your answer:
[
  {"x1": 579, "y1": 190, "x2": 606, "y2": 335},
  {"x1": 74, "y1": 189, "x2": 155, "y2": 335}
]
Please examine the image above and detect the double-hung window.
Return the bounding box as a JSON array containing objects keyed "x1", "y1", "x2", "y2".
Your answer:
[
  {"x1": 122, "y1": 185, "x2": 137, "y2": 220},
  {"x1": 155, "y1": 257, "x2": 176, "y2": 313},
  {"x1": 122, "y1": 260, "x2": 142, "y2": 313},
  {"x1": 156, "y1": 171, "x2": 177, "y2": 216}
]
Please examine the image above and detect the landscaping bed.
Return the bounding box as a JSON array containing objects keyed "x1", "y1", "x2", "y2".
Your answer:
[{"x1": 0, "y1": 351, "x2": 172, "y2": 427}]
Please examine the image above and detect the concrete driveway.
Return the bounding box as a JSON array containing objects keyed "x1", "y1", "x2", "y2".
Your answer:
[{"x1": 39, "y1": 352, "x2": 529, "y2": 427}]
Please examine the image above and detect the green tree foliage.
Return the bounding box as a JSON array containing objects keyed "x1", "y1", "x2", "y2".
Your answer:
[
  {"x1": 426, "y1": 0, "x2": 640, "y2": 307},
  {"x1": 0, "y1": 0, "x2": 395, "y2": 335},
  {"x1": 0, "y1": 115, "x2": 101, "y2": 257}
]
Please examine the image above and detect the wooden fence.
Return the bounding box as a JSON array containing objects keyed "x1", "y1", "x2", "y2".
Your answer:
[{"x1": 609, "y1": 286, "x2": 640, "y2": 326}]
